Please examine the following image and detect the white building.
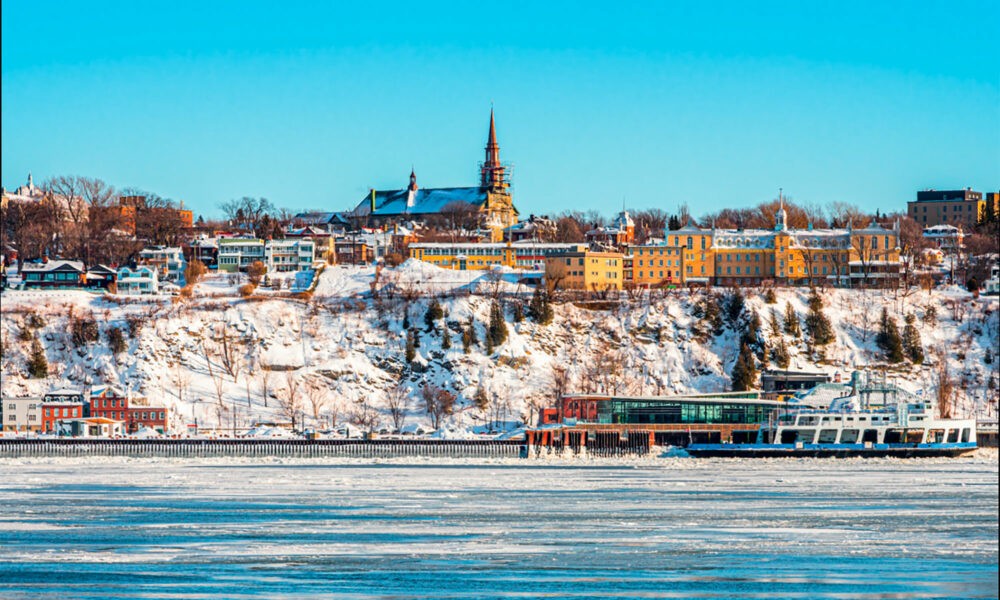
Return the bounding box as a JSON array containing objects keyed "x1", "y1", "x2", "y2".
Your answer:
[
  {"x1": 218, "y1": 238, "x2": 265, "y2": 272},
  {"x1": 2, "y1": 397, "x2": 42, "y2": 432},
  {"x1": 922, "y1": 224, "x2": 965, "y2": 252},
  {"x1": 137, "y1": 246, "x2": 187, "y2": 281},
  {"x1": 219, "y1": 238, "x2": 315, "y2": 273},
  {"x1": 116, "y1": 266, "x2": 159, "y2": 295},
  {"x1": 264, "y1": 239, "x2": 316, "y2": 272}
]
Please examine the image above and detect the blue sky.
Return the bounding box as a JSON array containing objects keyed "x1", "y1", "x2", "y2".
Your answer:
[{"x1": 2, "y1": 1, "x2": 998, "y2": 220}]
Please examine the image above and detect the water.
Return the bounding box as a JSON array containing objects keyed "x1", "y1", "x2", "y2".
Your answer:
[{"x1": 1, "y1": 454, "x2": 997, "y2": 599}]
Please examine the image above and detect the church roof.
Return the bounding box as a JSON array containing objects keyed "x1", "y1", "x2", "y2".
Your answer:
[{"x1": 354, "y1": 186, "x2": 489, "y2": 218}]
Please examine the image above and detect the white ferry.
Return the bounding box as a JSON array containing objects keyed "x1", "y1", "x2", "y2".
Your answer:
[{"x1": 688, "y1": 372, "x2": 977, "y2": 458}]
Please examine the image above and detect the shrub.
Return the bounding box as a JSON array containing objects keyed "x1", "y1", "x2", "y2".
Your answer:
[
  {"x1": 239, "y1": 284, "x2": 256, "y2": 298},
  {"x1": 180, "y1": 285, "x2": 195, "y2": 299},
  {"x1": 763, "y1": 288, "x2": 777, "y2": 304},
  {"x1": 71, "y1": 317, "x2": 100, "y2": 347},
  {"x1": 247, "y1": 261, "x2": 267, "y2": 286},
  {"x1": 27, "y1": 337, "x2": 48, "y2": 378},
  {"x1": 106, "y1": 326, "x2": 127, "y2": 355},
  {"x1": 184, "y1": 259, "x2": 208, "y2": 286}
]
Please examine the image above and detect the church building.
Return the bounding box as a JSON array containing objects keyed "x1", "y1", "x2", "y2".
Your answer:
[{"x1": 351, "y1": 110, "x2": 519, "y2": 240}]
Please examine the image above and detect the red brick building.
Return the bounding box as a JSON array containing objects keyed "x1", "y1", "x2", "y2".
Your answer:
[
  {"x1": 89, "y1": 387, "x2": 170, "y2": 434},
  {"x1": 41, "y1": 402, "x2": 85, "y2": 433}
]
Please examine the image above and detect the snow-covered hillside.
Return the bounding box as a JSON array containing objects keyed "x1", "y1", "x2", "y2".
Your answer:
[{"x1": 1, "y1": 260, "x2": 997, "y2": 435}]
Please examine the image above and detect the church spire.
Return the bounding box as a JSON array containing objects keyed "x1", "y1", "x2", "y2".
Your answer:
[{"x1": 480, "y1": 107, "x2": 508, "y2": 192}]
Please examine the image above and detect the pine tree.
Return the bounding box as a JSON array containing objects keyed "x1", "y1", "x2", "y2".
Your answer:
[
  {"x1": 441, "y1": 327, "x2": 452, "y2": 350},
  {"x1": 412, "y1": 328, "x2": 421, "y2": 348},
  {"x1": 763, "y1": 288, "x2": 777, "y2": 304},
  {"x1": 402, "y1": 308, "x2": 410, "y2": 331},
  {"x1": 528, "y1": 285, "x2": 553, "y2": 325},
  {"x1": 985, "y1": 347, "x2": 994, "y2": 365},
  {"x1": 487, "y1": 300, "x2": 508, "y2": 348},
  {"x1": 876, "y1": 308, "x2": 905, "y2": 364},
  {"x1": 902, "y1": 313, "x2": 924, "y2": 364},
  {"x1": 730, "y1": 344, "x2": 757, "y2": 391},
  {"x1": 27, "y1": 337, "x2": 48, "y2": 378},
  {"x1": 724, "y1": 289, "x2": 745, "y2": 325},
  {"x1": 783, "y1": 301, "x2": 801, "y2": 338},
  {"x1": 513, "y1": 302, "x2": 524, "y2": 323},
  {"x1": 462, "y1": 317, "x2": 478, "y2": 353},
  {"x1": 769, "y1": 308, "x2": 782, "y2": 338},
  {"x1": 804, "y1": 289, "x2": 835, "y2": 347},
  {"x1": 405, "y1": 329, "x2": 416, "y2": 363},
  {"x1": 424, "y1": 298, "x2": 443, "y2": 332},
  {"x1": 771, "y1": 337, "x2": 791, "y2": 368}
]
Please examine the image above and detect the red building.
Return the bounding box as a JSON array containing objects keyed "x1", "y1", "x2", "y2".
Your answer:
[
  {"x1": 89, "y1": 387, "x2": 170, "y2": 433},
  {"x1": 41, "y1": 402, "x2": 85, "y2": 433}
]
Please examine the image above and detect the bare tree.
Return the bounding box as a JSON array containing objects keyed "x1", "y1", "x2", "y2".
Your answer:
[
  {"x1": 278, "y1": 371, "x2": 303, "y2": 428},
  {"x1": 421, "y1": 383, "x2": 455, "y2": 430},
  {"x1": 385, "y1": 382, "x2": 409, "y2": 433},
  {"x1": 305, "y1": 378, "x2": 330, "y2": 425},
  {"x1": 544, "y1": 260, "x2": 568, "y2": 295},
  {"x1": 258, "y1": 367, "x2": 273, "y2": 408},
  {"x1": 349, "y1": 399, "x2": 381, "y2": 434}
]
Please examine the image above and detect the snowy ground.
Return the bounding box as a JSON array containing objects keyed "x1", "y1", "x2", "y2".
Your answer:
[
  {"x1": 1, "y1": 259, "x2": 997, "y2": 436},
  {"x1": 0, "y1": 454, "x2": 996, "y2": 598}
]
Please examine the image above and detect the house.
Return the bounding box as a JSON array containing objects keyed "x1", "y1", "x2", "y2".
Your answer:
[
  {"x1": 19, "y1": 260, "x2": 86, "y2": 289},
  {"x1": 217, "y1": 238, "x2": 265, "y2": 272},
  {"x1": 922, "y1": 224, "x2": 965, "y2": 252},
  {"x1": 264, "y1": 239, "x2": 316, "y2": 272},
  {"x1": 2, "y1": 397, "x2": 42, "y2": 432},
  {"x1": 116, "y1": 266, "x2": 159, "y2": 295},
  {"x1": 504, "y1": 215, "x2": 556, "y2": 243},
  {"x1": 137, "y1": 246, "x2": 186, "y2": 281},
  {"x1": 41, "y1": 400, "x2": 86, "y2": 433},
  {"x1": 189, "y1": 236, "x2": 219, "y2": 268},
  {"x1": 586, "y1": 211, "x2": 635, "y2": 249}
]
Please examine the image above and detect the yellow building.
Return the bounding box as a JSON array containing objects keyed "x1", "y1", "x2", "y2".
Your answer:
[
  {"x1": 408, "y1": 242, "x2": 582, "y2": 271},
  {"x1": 628, "y1": 243, "x2": 684, "y2": 287},
  {"x1": 548, "y1": 250, "x2": 624, "y2": 291}
]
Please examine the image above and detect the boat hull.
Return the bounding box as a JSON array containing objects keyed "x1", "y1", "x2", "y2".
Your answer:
[{"x1": 686, "y1": 442, "x2": 978, "y2": 458}]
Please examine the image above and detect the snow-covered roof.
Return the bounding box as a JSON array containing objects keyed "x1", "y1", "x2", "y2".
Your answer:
[
  {"x1": 355, "y1": 186, "x2": 488, "y2": 218},
  {"x1": 20, "y1": 260, "x2": 85, "y2": 273}
]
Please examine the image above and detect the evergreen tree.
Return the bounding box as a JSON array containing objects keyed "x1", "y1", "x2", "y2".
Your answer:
[
  {"x1": 424, "y1": 298, "x2": 443, "y2": 332},
  {"x1": 27, "y1": 337, "x2": 48, "y2": 378},
  {"x1": 876, "y1": 308, "x2": 905, "y2": 364},
  {"x1": 783, "y1": 301, "x2": 801, "y2": 338},
  {"x1": 771, "y1": 337, "x2": 791, "y2": 368},
  {"x1": 441, "y1": 327, "x2": 452, "y2": 350},
  {"x1": 763, "y1": 288, "x2": 777, "y2": 304},
  {"x1": 985, "y1": 347, "x2": 994, "y2": 365},
  {"x1": 804, "y1": 289, "x2": 835, "y2": 347},
  {"x1": 724, "y1": 289, "x2": 745, "y2": 325},
  {"x1": 404, "y1": 329, "x2": 416, "y2": 363},
  {"x1": 487, "y1": 300, "x2": 508, "y2": 348},
  {"x1": 402, "y1": 308, "x2": 410, "y2": 331},
  {"x1": 528, "y1": 285, "x2": 553, "y2": 325},
  {"x1": 902, "y1": 313, "x2": 924, "y2": 364},
  {"x1": 730, "y1": 344, "x2": 757, "y2": 391},
  {"x1": 513, "y1": 302, "x2": 524, "y2": 323},
  {"x1": 412, "y1": 327, "x2": 421, "y2": 349},
  {"x1": 668, "y1": 215, "x2": 680, "y2": 231},
  {"x1": 462, "y1": 316, "x2": 478, "y2": 353},
  {"x1": 769, "y1": 308, "x2": 782, "y2": 338}
]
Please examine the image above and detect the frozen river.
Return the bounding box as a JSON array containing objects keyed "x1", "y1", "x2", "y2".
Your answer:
[{"x1": 0, "y1": 454, "x2": 997, "y2": 599}]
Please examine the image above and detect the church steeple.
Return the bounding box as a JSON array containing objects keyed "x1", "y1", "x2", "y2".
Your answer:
[
  {"x1": 774, "y1": 188, "x2": 788, "y2": 232},
  {"x1": 408, "y1": 167, "x2": 418, "y2": 192},
  {"x1": 480, "y1": 108, "x2": 508, "y2": 192}
]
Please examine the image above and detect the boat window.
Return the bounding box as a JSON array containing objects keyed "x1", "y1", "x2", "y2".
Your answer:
[
  {"x1": 884, "y1": 429, "x2": 905, "y2": 444},
  {"x1": 905, "y1": 429, "x2": 924, "y2": 444},
  {"x1": 947, "y1": 430, "x2": 959, "y2": 443},
  {"x1": 794, "y1": 429, "x2": 815, "y2": 444},
  {"x1": 817, "y1": 429, "x2": 838, "y2": 443},
  {"x1": 780, "y1": 430, "x2": 798, "y2": 444},
  {"x1": 840, "y1": 429, "x2": 859, "y2": 444},
  {"x1": 861, "y1": 429, "x2": 878, "y2": 443},
  {"x1": 961, "y1": 428, "x2": 970, "y2": 443},
  {"x1": 928, "y1": 429, "x2": 945, "y2": 443},
  {"x1": 797, "y1": 416, "x2": 817, "y2": 426}
]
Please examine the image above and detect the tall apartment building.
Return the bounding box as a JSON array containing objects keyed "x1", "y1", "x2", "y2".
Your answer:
[{"x1": 908, "y1": 189, "x2": 984, "y2": 227}]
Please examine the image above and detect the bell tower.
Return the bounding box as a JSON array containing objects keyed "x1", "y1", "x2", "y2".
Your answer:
[{"x1": 480, "y1": 108, "x2": 509, "y2": 193}]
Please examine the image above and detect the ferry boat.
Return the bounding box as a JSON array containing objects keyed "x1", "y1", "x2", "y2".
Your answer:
[{"x1": 688, "y1": 372, "x2": 977, "y2": 458}]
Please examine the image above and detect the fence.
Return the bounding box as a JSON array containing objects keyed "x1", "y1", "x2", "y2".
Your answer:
[{"x1": 0, "y1": 438, "x2": 525, "y2": 459}]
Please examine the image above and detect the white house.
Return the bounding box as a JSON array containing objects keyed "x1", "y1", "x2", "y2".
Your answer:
[
  {"x1": 137, "y1": 246, "x2": 187, "y2": 282},
  {"x1": 923, "y1": 224, "x2": 965, "y2": 252},
  {"x1": 2, "y1": 397, "x2": 42, "y2": 432},
  {"x1": 264, "y1": 239, "x2": 316, "y2": 272},
  {"x1": 218, "y1": 238, "x2": 265, "y2": 273},
  {"x1": 116, "y1": 266, "x2": 159, "y2": 295}
]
